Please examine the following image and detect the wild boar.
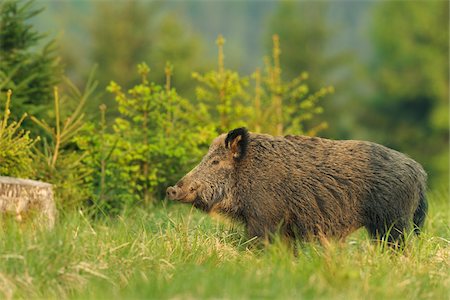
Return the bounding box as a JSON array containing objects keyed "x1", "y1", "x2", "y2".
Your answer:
[{"x1": 166, "y1": 128, "x2": 427, "y2": 244}]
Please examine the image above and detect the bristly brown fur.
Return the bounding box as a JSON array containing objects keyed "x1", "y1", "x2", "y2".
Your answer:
[{"x1": 168, "y1": 129, "x2": 428, "y2": 245}]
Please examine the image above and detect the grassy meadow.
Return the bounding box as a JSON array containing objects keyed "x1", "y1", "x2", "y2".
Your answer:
[{"x1": 0, "y1": 189, "x2": 448, "y2": 300}]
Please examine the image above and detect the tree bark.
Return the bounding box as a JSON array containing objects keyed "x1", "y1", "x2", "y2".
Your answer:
[{"x1": 0, "y1": 176, "x2": 56, "y2": 229}]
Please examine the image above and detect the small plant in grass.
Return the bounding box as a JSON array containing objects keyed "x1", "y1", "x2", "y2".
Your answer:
[
  {"x1": 30, "y1": 75, "x2": 97, "y2": 209},
  {"x1": 0, "y1": 89, "x2": 36, "y2": 177},
  {"x1": 75, "y1": 104, "x2": 124, "y2": 214}
]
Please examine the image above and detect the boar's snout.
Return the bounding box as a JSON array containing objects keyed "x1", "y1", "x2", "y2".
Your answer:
[
  {"x1": 166, "y1": 186, "x2": 182, "y2": 200},
  {"x1": 166, "y1": 181, "x2": 199, "y2": 202}
]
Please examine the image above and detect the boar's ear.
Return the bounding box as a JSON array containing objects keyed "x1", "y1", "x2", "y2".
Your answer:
[{"x1": 225, "y1": 127, "x2": 249, "y2": 161}]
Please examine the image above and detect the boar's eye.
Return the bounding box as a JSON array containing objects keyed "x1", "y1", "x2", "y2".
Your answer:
[{"x1": 211, "y1": 159, "x2": 220, "y2": 165}]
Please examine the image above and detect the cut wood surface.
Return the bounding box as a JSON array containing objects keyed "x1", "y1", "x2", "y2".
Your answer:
[{"x1": 0, "y1": 176, "x2": 56, "y2": 228}]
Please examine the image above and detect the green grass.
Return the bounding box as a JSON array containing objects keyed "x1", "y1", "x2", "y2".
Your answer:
[{"x1": 0, "y1": 190, "x2": 449, "y2": 300}]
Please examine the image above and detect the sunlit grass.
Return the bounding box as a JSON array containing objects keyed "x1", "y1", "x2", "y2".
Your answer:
[{"x1": 0, "y1": 190, "x2": 448, "y2": 299}]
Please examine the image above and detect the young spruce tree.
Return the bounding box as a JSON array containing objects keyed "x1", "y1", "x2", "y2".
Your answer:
[
  {"x1": 105, "y1": 63, "x2": 214, "y2": 207},
  {"x1": 251, "y1": 35, "x2": 333, "y2": 136},
  {"x1": 0, "y1": 90, "x2": 36, "y2": 177},
  {"x1": 192, "y1": 35, "x2": 250, "y2": 133}
]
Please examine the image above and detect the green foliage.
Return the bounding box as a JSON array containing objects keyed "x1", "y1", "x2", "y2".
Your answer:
[
  {"x1": 367, "y1": 1, "x2": 449, "y2": 188},
  {"x1": 108, "y1": 62, "x2": 215, "y2": 204},
  {"x1": 90, "y1": 1, "x2": 205, "y2": 102},
  {"x1": 77, "y1": 63, "x2": 215, "y2": 211},
  {"x1": 268, "y1": 1, "x2": 331, "y2": 86},
  {"x1": 149, "y1": 12, "x2": 206, "y2": 98},
  {"x1": 75, "y1": 105, "x2": 123, "y2": 214},
  {"x1": 193, "y1": 35, "x2": 250, "y2": 133},
  {"x1": 0, "y1": 0, "x2": 61, "y2": 124},
  {"x1": 30, "y1": 77, "x2": 96, "y2": 209},
  {"x1": 194, "y1": 35, "x2": 332, "y2": 137},
  {"x1": 267, "y1": 1, "x2": 351, "y2": 139},
  {"x1": 90, "y1": 1, "x2": 155, "y2": 90},
  {"x1": 0, "y1": 90, "x2": 36, "y2": 177},
  {"x1": 252, "y1": 35, "x2": 333, "y2": 136}
]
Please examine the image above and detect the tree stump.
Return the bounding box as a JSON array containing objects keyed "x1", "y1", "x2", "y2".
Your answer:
[{"x1": 0, "y1": 176, "x2": 56, "y2": 229}]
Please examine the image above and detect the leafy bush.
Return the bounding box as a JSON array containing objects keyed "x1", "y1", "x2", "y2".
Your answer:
[{"x1": 78, "y1": 63, "x2": 215, "y2": 212}]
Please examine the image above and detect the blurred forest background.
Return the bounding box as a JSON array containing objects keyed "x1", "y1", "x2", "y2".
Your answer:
[{"x1": 0, "y1": 0, "x2": 448, "y2": 213}]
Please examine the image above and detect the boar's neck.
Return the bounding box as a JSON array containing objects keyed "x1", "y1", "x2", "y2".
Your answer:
[{"x1": 207, "y1": 165, "x2": 247, "y2": 223}]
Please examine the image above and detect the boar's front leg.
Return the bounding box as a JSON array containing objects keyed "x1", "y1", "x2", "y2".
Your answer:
[{"x1": 246, "y1": 218, "x2": 279, "y2": 243}]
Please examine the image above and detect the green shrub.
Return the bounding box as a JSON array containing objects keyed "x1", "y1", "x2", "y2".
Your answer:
[
  {"x1": 0, "y1": 90, "x2": 36, "y2": 177},
  {"x1": 252, "y1": 34, "x2": 333, "y2": 136},
  {"x1": 30, "y1": 78, "x2": 96, "y2": 210},
  {"x1": 194, "y1": 34, "x2": 333, "y2": 137},
  {"x1": 78, "y1": 63, "x2": 215, "y2": 212},
  {"x1": 192, "y1": 35, "x2": 250, "y2": 133}
]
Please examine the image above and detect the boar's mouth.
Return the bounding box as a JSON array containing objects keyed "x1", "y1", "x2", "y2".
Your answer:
[
  {"x1": 193, "y1": 184, "x2": 226, "y2": 212},
  {"x1": 193, "y1": 197, "x2": 210, "y2": 211},
  {"x1": 168, "y1": 192, "x2": 211, "y2": 212},
  {"x1": 167, "y1": 182, "x2": 225, "y2": 212}
]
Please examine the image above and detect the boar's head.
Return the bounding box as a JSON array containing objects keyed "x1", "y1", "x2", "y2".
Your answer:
[{"x1": 166, "y1": 127, "x2": 249, "y2": 211}]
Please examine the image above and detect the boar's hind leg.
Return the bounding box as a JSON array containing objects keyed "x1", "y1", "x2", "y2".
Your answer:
[
  {"x1": 362, "y1": 192, "x2": 411, "y2": 245},
  {"x1": 412, "y1": 189, "x2": 428, "y2": 235}
]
